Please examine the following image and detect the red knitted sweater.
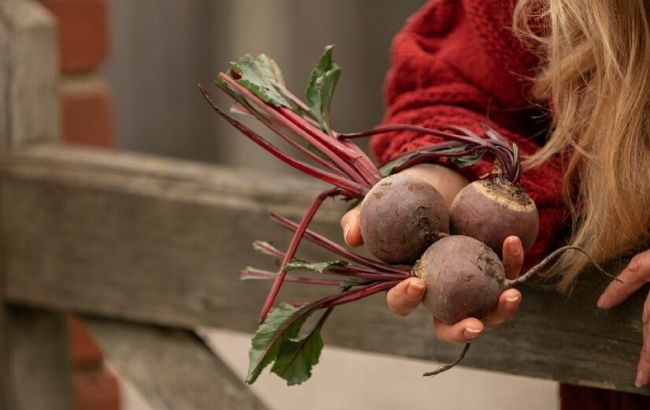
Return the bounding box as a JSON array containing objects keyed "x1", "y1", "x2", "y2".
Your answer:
[{"x1": 371, "y1": 0, "x2": 566, "y2": 267}]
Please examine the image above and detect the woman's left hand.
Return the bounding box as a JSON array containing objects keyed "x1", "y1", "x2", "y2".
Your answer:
[{"x1": 597, "y1": 249, "x2": 650, "y2": 387}]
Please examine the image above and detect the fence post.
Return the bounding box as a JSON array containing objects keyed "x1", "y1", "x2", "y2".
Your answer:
[{"x1": 0, "y1": 0, "x2": 70, "y2": 409}]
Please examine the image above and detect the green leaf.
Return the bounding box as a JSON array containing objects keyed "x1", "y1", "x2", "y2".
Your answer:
[
  {"x1": 305, "y1": 45, "x2": 342, "y2": 133},
  {"x1": 449, "y1": 149, "x2": 486, "y2": 168},
  {"x1": 230, "y1": 54, "x2": 292, "y2": 108},
  {"x1": 271, "y1": 326, "x2": 324, "y2": 385},
  {"x1": 246, "y1": 302, "x2": 313, "y2": 384},
  {"x1": 255, "y1": 54, "x2": 286, "y2": 86},
  {"x1": 378, "y1": 154, "x2": 417, "y2": 177},
  {"x1": 283, "y1": 259, "x2": 346, "y2": 274}
]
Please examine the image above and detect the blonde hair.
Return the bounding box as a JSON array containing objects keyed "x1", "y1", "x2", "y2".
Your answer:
[{"x1": 514, "y1": 0, "x2": 650, "y2": 290}]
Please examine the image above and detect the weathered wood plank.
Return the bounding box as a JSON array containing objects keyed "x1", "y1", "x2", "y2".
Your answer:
[
  {"x1": 0, "y1": 3, "x2": 68, "y2": 409},
  {"x1": 5, "y1": 307, "x2": 73, "y2": 410},
  {"x1": 0, "y1": 0, "x2": 59, "y2": 148},
  {"x1": 84, "y1": 317, "x2": 270, "y2": 410},
  {"x1": 2, "y1": 145, "x2": 648, "y2": 394}
]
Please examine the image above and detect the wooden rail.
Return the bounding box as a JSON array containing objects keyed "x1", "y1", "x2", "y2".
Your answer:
[{"x1": 2, "y1": 144, "x2": 648, "y2": 395}]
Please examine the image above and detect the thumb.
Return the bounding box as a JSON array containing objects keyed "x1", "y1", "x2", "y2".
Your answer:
[{"x1": 386, "y1": 278, "x2": 425, "y2": 316}]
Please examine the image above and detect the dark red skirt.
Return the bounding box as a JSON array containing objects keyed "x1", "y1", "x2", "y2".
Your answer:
[{"x1": 560, "y1": 384, "x2": 650, "y2": 410}]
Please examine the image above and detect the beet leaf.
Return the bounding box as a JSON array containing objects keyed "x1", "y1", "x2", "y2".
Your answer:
[
  {"x1": 283, "y1": 259, "x2": 346, "y2": 274},
  {"x1": 305, "y1": 45, "x2": 341, "y2": 133},
  {"x1": 270, "y1": 322, "x2": 325, "y2": 385},
  {"x1": 448, "y1": 147, "x2": 486, "y2": 168},
  {"x1": 225, "y1": 54, "x2": 293, "y2": 109},
  {"x1": 246, "y1": 302, "x2": 314, "y2": 384}
]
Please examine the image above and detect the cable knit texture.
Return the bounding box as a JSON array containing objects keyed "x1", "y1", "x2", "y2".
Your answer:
[
  {"x1": 372, "y1": 0, "x2": 566, "y2": 269},
  {"x1": 373, "y1": 1, "x2": 650, "y2": 408}
]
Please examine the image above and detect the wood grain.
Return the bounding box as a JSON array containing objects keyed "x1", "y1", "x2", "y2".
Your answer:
[
  {"x1": 0, "y1": 0, "x2": 59, "y2": 148},
  {"x1": 5, "y1": 308, "x2": 73, "y2": 410},
  {"x1": 84, "y1": 317, "x2": 269, "y2": 410},
  {"x1": 0, "y1": 3, "x2": 66, "y2": 409},
  {"x1": 2, "y1": 145, "x2": 648, "y2": 394}
]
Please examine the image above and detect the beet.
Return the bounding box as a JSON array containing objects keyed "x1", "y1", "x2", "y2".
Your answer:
[
  {"x1": 413, "y1": 235, "x2": 505, "y2": 324},
  {"x1": 360, "y1": 173, "x2": 450, "y2": 264},
  {"x1": 449, "y1": 178, "x2": 539, "y2": 255}
]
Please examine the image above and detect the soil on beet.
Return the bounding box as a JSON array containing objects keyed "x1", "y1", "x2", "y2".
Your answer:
[{"x1": 482, "y1": 178, "x2": 532, "y2": 206}]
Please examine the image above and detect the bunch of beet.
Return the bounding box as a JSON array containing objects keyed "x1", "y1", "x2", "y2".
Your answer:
[{"x1": 200, "y1": 46, "x2": 612, "y2": 386}]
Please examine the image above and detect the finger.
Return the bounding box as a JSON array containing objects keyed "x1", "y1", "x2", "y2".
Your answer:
[
  {"x1": 635, "y1": 291, "x2": 650, "y2": 387},
  {"x1": 597, "y1": 253, "x2": 650, "y2": 309},
  {"x1": 482, "y1": 288, "x2": 522, "y2": 326},
  {"x1": 502, "y1": 236, "x2": 524, "y2": 280},
  {"x1": 340, "y1": 207, "x2": 363, "y2": 247},
  {"x1": 434, "y1": 317, "x2": 484, "y2": 344},
  {"x1": 386, "y1": 278, "x2": 425, "y2": 316}
]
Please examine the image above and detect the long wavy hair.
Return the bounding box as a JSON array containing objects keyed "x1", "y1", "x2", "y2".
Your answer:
[{"x1": 514, "y1": 0, "x2": 650, "y2": 290}]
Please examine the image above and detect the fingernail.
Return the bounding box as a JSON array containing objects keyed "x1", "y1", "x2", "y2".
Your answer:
[
  {"x1": 406, "y1": 281, "x2": 425, "y2": 297},
  {"x1": 343, "y1": 224, "x2": 351, "y2": 245},
  {"x1": 464, "y1": 326, "x2": 482, "y2": 340},
  {"x1": 596, "y1": 295, "x2": 607, "y2": 309},
  {"x1": 506, "y1": 295, "x2": 521, "y2": 303},
  {"x1": 509, "y1": 243, "x2": 520, "y2": 255}
]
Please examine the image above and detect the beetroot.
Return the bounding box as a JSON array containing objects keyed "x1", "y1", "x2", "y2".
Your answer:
[
  {"x1": 414, "y1": 235, "x2": 504, "y2": 324},
  {"x1": 360, "y1": 173, "x2": 449, "y2": 264},
  {"x1": 450, "y1": 178, "x2": 539, "y2": 255}
]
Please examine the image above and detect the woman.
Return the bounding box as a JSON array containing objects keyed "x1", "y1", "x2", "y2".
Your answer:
[{"x1": 340, "y1": 0, "x2": 650, "y2": 408}]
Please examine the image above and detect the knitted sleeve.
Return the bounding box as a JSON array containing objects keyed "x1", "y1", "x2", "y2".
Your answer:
[{"x1": 372, "y1": 0, "x2": 567, "y2": 267}]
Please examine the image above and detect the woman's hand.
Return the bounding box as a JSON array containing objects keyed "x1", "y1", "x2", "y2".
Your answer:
[
  {"x1": 597, "y1": 249, "x2": 650, "y2": 387},
  {"x1": 384, "y1": 236, "x2": 523, "y2": 343}
]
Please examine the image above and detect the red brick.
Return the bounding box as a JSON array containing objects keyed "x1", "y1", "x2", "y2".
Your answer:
[
  {"x1": 61, "y1": 76, "x2": 114, "y2": 147},
  {"x1": 68, "y1": 315, "x2": 104, "y2": 371},
  {"x1": 73, "y1": 367, "x2": 120, "y2": 410},
  {"x1": 42, "y1": 0, "x2": 109, "y2": 73}
]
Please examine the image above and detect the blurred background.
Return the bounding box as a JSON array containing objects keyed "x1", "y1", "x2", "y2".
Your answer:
[
  {"x1": 24, "y1": 0, "x2": 559, "y2": 409},
  {"x1": 104, "y1": 0, "x2": 425, "y2": 171}
]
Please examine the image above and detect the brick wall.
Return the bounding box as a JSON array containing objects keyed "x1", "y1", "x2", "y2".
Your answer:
[
  {"x1": 40, "y1": 1, "x2": 119, "y2": 409},
  {"x1": 43, "y1": 0, "x2": 114, "y2": 147}
]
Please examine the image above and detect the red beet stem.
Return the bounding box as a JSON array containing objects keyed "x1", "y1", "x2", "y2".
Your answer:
[
  {"x1": 328, "y1": 268, "x2": 406, "y2": 281},
  {"x1": 280, "y1": 108, "x2": 381, "y2": 186},
  {"x1": 389, "y1": 144, "x2": 487, "y2": 174},
  {"x1": 323, "y1": 280, "x2": 400, "y2": 308},
  {"x1": 200, "y1": 85, "x2": 364, "y2": 197},
  {"x1": 339, "y1": 124, "x2": 519, "y2": 182},
  {"x1": 259, "y1": 189, "x2": 341, "y2": 323},
  {"x1": 505, "y1": 245, "x2": 618, "y2": 287},
  {"x1": 270, "y1": 213, "x2": 411, "y2": 276},
  {"x1": 217, "y1": 75, "x2": 372, "y2": 188},
  {"x1": 253, "y1": 240, "x2": 286, "y2": 259},
  {"x1": 253, "y1": 241, "x2": 407, "y2": 281},
  {"x1": 232, "y1": 102, "x2": 348, "y2": 178},
  {"x1": 241, "y1": 268, "x2": 344, "y2": 286},
  {"x1": 422, "y1": 343, "x2": 471, "y2": 377}
]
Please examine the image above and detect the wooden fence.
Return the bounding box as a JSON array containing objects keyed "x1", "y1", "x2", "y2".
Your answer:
[{"x1": 1, "y1": 1, "x2": 648, "y2": 409}]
